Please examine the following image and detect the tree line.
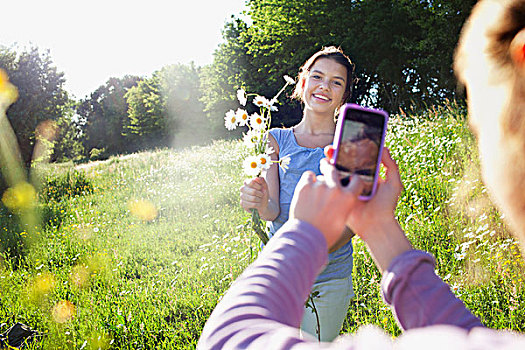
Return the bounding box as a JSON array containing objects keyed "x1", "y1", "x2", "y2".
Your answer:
[{"x1": 0, "y1": 0, "x2": 476, "y2": 168}]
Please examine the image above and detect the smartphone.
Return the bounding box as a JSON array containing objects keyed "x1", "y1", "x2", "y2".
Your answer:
[{"x1": 331, "y1": 103, "x2": 388, "y2": 200}]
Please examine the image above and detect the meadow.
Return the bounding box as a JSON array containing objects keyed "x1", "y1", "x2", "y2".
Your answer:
[{"x1": 1, "y1": 103, "x2": 524, "y2": 349}]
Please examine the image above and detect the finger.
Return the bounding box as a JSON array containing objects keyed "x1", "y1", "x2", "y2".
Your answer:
[
  {"x1": 297, "y1": 170, "x2": 316, "y2": 188},
  {"x1": 381, "y1": 148, "x2": 402, "y2": 188},
  {"x1": 240, "y1": 186, "x2": 264, "y2": 199},
  {"x1": 320, "y1": 159, "x2": 339, "y2": 188},
  {"x1": 345, "y1": 174, "x2": 365, "y2": 198},
  {"x1": 324, "y1": 145, "x2": 335, "y2": 161},
  {"x1": 243, "y1": 178, "x2": 262, "y2": 191}
]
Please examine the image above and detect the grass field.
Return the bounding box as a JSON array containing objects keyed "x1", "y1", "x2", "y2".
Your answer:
[{"x1": 1, "y1": 103, "x2": 524, "y2": 348}]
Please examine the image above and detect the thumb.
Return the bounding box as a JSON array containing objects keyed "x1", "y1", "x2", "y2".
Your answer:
[{"x1": 345, "y1": 174, "x2": 365, "y2": 199}]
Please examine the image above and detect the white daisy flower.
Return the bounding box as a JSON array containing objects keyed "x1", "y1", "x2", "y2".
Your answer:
[
  {"x1": 243, "y1": 155, "x2": 261, "y2": 177},
  {"x1": 279, "y1": 155, "x2": 291, "y2": 171},
  {"x1": 284, "y1": 75, "x2": 295, "y2": 85},
  {"x1": 265, "y1": 145, "x2": 275, "y2": 155},
  {"x1": 237, "y1": 89, "x2": 247, "y2": 106},
  {"x1": 224, "y1": 110, "x2": 237, "y2": 130},
  {"x1": 258, "y1": 153, "x2": 271, "y2": 170},
  {"x1": 253, "y1": 95, "x2": 270, "y2": 109},
  {"x1": 243, "y1": 130, "x2": 260, "y2": 148},
  {"x1": 236, "y1": 108, "x2": 249, "y2": 126},
  {"x1": 250, "y1": 113, "x2": 266, "y2": 131}
]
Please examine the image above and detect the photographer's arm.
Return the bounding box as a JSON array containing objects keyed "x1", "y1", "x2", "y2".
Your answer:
[{"x1": 323, "y1": 147, "x2": 483, "y2": 331}]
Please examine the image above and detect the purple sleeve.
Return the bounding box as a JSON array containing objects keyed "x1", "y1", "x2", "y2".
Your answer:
[
  {"x1": 381, "y1": 250, "x2": 484, "y2": 330},
  {"x1": 197, "y1": 220, "x2": 330, "y2": 349}
]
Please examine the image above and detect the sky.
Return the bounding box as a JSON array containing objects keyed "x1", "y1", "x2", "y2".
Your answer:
[{"x1": 2, "y1": 0, "x2": 248, "y2": 99}]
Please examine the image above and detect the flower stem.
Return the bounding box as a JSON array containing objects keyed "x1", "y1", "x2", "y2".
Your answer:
[{"x1": 251, "y1": 209, "x2": 269, "y2": 245}]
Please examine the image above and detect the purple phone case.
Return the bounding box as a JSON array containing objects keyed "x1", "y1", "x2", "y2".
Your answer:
[{"x1": 332, "y1": 103, "x2": 389, "y2": 201}]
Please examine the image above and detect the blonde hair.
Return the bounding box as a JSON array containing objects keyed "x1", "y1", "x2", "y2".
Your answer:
[{"x1": 454, "y1": 0, "x2": 525, "y2": 243}]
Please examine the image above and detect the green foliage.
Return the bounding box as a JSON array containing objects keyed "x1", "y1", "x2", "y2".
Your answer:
[
  {"x1": 1, "y1": 105, "x2": 524, "y2": 347},
  {"x1": 77, "y1": 76, "x2": 141, "y2": 158},
  {"x1": 201, "y1": 0, "x2": 477, "y2": 122},
  {"x1": 39, "y1": 170, "x2": 94, "y2": 203},
  {"x1": 0, "y1": 46, "x2": 73, "y2": 165},
  {"x1": 125, "y1": 63, "x2": 210, "y2": 149}
]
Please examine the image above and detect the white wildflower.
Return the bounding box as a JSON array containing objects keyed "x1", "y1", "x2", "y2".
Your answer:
[
  {"x1": 284, "y1": 75, "x2": 295, "y2": 85},
  {"x1": 236, "y1": 108, "x2": 249, "y2": 126},
  {"x1": 243, "y1": 130, "x2": 261, "y2": 148},
  {"x1": 243, "y1": 155, "x2": 261, "y2": 177},
  {"x1": 253, "y1": 95, "x2": 270, "y2": 109},
  {"x1": 250, "y1": 113, "x2": 266, "y2": 131},
  {"x1": 258, "y1": 153, "x2": 272, "y2": 171},
  {"x1": 224, "y1": 110, "x2": 237, "y2": 130},
  {"x1": 279, "y1": 155, "x2": 291, "y2": 171},
  {"x1": 265, "y1": 146, "x2": 275, "y2": 155},
  {"x1": 237, "y1": 89, "x2": 247, "y2": 106}
]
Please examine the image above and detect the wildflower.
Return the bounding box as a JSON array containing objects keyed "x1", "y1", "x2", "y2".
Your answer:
[
  {"x1": 243, "y1": 130, "x2": 261, "y2": 149},
  {"x1": 243, "y1": 156, "x2": 261, "y2": 177},
  {"x1": 253, "y1": 95, "x2": 271, "y2": 109},
  {"x1": 1, "y1": 182, "x2": 36, "y2": 211},
  {"x1": 52, "y1": 300, "x2": 76, "y2": 323},
  {"x1": 236, "y1": 108, "x2": 249, "y2": 127},
  {"x1": 237, "y1": 89, "x2": 247, "y2": 106},
  {"x1": 224, "y1": 110, "x2": 238, "y2": 130},
  {"x1": 258, "y1": 153, "x2": 271, "y2": 171},
  {"x1": 0, "y1": 69, "x2": 18, "y2": 106},
  {"x1": 128, "y1": 199, "x2": 158, "y2": 221},
  {"x1": 284, "y1": 75, "x2": 295, "y2": 85},
  {"x1": 279, "y1": 155, "x2": 291, "y2": 171},
  {"x1": 265, "y1": 146, "x2": 275, "y2": 155},
  {"x1": 250, "y1": 113, "x2": 266, "y2": 131}
]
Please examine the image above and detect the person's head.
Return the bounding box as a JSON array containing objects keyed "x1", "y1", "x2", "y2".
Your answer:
[
  {"x1": 454, "y1": 0, "x2": 525, "y2": 244},
  {"x1": 292, "y1": 46, "x2": 355, "y2": 110}
]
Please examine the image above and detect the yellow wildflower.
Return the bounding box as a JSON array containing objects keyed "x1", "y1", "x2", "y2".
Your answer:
[
  {"x1": 2, "y1": 182, "x2": 37, "y2": 211},
  {"x1": 52, "y1": 300, "x2": 76, "y2": 323},
  {"x1": 0, "y1": 69, "x2": 18, "y2": 106},
  {"x1": 128, "y1": 199, "x2": 158, "y2": 221}
]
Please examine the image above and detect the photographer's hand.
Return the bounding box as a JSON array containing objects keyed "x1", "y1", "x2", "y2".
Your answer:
[
  {"x1": 322, "y1": 147, "x2": 412, "y2": 272},
  {"x1": 289, "y1": 161, "x2": 364, "y2": 250}
]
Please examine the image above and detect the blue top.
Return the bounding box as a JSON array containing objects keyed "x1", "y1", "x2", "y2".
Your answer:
[{"x1": 267, "y1": 128, "x2": 353, "y2": 283}]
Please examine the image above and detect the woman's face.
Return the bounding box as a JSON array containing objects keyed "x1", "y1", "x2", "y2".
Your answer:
[{"x1": 302, "y1": 58, "x2": 347, "y2": 115}]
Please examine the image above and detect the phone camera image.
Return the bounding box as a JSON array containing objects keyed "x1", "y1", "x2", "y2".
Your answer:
[{"x1": 333, "y1": 104, "x2": 388, "y2": 200}]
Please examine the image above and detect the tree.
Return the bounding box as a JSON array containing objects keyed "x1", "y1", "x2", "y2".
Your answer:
[
  {"x1": 203, "y1": 0, "x2": 477, "y2": 118},
  {"x1": 125, "y1": 63, "x2": 209, "y2": 149},
  {"x1": 77, "y1": 76, "x2": 141, "y2": 157},
  {"x1": 0, "y1": 46, "x2": 72, "y2": 165}
]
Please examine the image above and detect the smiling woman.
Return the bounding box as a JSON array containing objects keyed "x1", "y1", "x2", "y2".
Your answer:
[
  {"x1": 1, "y1": 0, "x2": 247, "y2": 98},
  {"x1": 238, "y1": 46, "x2": 357, "y2": 341}
]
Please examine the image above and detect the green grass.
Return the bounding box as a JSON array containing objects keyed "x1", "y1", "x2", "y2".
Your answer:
[{"x1": 1, "y1": 103, "x2": 525, "y2": 348}]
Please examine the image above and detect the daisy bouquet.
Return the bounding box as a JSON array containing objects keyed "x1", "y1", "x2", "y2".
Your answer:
[{"x1": 224, "y1": 75, "x2": 295, "y2": 245}]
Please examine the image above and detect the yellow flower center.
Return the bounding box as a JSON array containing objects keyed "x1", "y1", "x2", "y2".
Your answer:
[
  {"x1": 242, "y1": 113, "x2": 248, "y2": 120},
  {"x1": 250, "y1": 162, "x2": 257, "y2": 169},
  {"x1": 256, "y1": 118, "x2": 262, "y2": 124},
  {"x1": 260, "y1": 158, "x2": 267, "y2": 165},
  {"x1": 231, "y1": 117, "x2": 236, "y2": 123}
]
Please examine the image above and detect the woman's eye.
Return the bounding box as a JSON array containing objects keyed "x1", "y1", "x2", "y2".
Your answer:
[
  {"x1": 311, "y1": 75, "x2": 321, "y2": 80},
  {"x1": 333, "y1": 81, "x2": 343, "y2": 87}
]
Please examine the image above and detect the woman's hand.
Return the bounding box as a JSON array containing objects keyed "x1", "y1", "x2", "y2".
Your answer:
[{"x1": 240, "y1": 177, "x2": 270, "y2": 213}]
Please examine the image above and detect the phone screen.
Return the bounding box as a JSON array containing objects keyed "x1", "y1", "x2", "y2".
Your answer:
[{"x1": 334, "y1": 107, "x2": 386, "y2": 197}]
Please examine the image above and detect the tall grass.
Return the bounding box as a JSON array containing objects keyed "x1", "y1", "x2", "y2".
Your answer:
[{"x1": 0, "y1": 103, "x2": 524, "y2": 348}]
